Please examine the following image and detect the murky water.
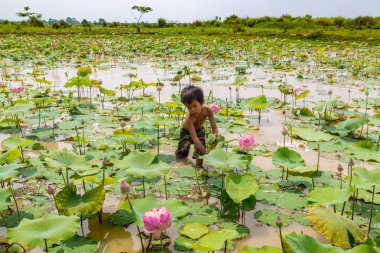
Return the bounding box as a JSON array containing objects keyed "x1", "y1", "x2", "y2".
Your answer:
[{"x1": 1, "y1": 58, "x2": 379, "y2": 252}]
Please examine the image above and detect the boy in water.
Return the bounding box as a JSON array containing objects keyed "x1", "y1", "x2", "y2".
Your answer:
[{"x1": 175, "y1": 86, "x2": 218, "y2": 167}]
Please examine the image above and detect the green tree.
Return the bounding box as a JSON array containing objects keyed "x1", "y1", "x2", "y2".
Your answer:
[
  {"x1": 157, "y1": 18, "x2": 167, "y2": 28},
  {"x1": 81, "y1": 19, "x2": 91, "y2": 31},
  {"x1": 131, "y1": 5, "x2": 153, "y2": 33},
  {"x1": 16, "y1": 6, "x2": 44, "y2": 27}
]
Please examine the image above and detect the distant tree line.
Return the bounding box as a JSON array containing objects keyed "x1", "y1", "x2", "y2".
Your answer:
[{"x1": 2, "y1": 6, "x2": 380, "y2": 32}]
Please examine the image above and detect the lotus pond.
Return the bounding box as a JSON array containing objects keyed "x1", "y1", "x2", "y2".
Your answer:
[{"x1": 0, "y1": 34, "x2": 379, "y2": 253}]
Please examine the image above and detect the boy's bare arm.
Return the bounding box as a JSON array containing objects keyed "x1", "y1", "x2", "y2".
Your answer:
[
  {"x1": 208, "y1": 108, "x2": 218, "y2": 135},
  {"x1": 187, "y1": 120, "x2": 208, "y2": 155}
]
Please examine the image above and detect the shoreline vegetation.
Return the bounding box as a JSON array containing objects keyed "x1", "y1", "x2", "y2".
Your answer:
[{"x1": 1, "y1": 15, "x2": 380, "y2": 43}]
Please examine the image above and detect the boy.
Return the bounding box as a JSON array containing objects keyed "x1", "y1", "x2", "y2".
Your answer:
[{"x1": 175, "y1": 86, "x2": 218, "y2": 167}]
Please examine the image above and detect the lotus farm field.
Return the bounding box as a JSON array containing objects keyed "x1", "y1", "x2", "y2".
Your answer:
[{"x1": 0, "y1": 33, "x2": 379, "y2": 253}]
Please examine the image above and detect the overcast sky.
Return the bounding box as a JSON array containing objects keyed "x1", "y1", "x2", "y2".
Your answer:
[{"x1": 1, "y1": 0, "x2": 379, "y2": 22}]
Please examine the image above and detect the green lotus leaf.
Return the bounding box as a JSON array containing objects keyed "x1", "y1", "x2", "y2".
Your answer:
[
  {"x1": 225, "y1": 172, "x2": 258, "y2": 203},
  {"x1": 369, "y1": 114, "x2": 380, "y2": 127},
  {"x1": 120, "y1": 133, "x2": 152, "y2": 145},
  {"x1": 345, "y1": 141, "x2": 380, "y2": 163},
  {"x1": 2, "y1": 135, "x2": 33, "y2": 150},
  {"x1": 307, "y1": 207, "x2": 365, "y2": 249},
  {"x1": 191, "y1": 229, "x2": 239, "y2": 251},
  {"x1": 346, "y1": 245, "x2": 379, "y2": 253},
  {"x1": 254, "y1": 209, "x2": 292, "y2": 227},
  {"x1": 7, "y1": 213, "x2": 80, "y2": 248},
  {"x1": 107, "y1": 210, "x2": 134, "y2": 226},
  {"x1": 2, "y1": 102, "x2": 34, "y2": 115},
  {"x1": 203, "y1": 148, "x2": 249, "y2": 172},
  {"x1": 45, "y1": 148, "x2": 92, "y2": 173},
  {"x1": 308, "y1": 187, "x2": 351, "y2": 206},
  {"x1": 240, "y1": 246, "x2": 282, "y2": 253},
  {"x1": 180, "y1": 222, "x2": 209, "y2": 239},
  {"x1": 351, "y1": 167, "x2": 380, "y2": 188},
  {"x1": 0, "y1": 149, "x2": 21, "y2": 164},
  {"x1": 288, "y1": 165, "x2": 317, "y2": 177},
  {"x1": 245, "y1": 95, "x2": 267, "y2": 109},
  {"x1": 0, "y1": 188, "x2": 12, "y2": 210},
  {"x1": 272, "y1": 147, "x2": 305, "y2": 169},
  {"x1": 65, "y1": 77, "x2": 91, "y2": 88},
  {"x1": 55, "y1": 184, "x2": 105, "y2": 216},
  {"x1": 255, "y1": 187, "x2": 307, "y2": 210},
  {"x1": 121, "y1": 195, "x2": 188, "y2": 226},
  {"x1": 295, "y1": 90, "x2": 310, "y2": 101},
  {"x1": 292, "y1": 127, "x2": 333, "y2": 142},
  {"x1": 51, "y1": 235, "x2": 98, "y2": 253},
  {"x1": 0, "y1": 163, "x2": 24, "y2": 181},
  {"x1": 313, "y1": 97, "x2": 341, "y2": 111},
  {"x1": 174, "y1": 236, "x2": 193, "y2": 251},
  {"x1": 285, "y1": 232, "x2": 345, "y2": 253},
  {"x1": 336, "y1": 118, "x2": 366, "y2": 132},
  {"x1": 113, "y1": 150, "x2": 170, "y2": 178}
]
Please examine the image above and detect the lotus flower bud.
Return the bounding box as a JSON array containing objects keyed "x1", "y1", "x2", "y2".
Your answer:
[
  {"x1": 210, "y1": 104, "x2": 221, "y2": 114},
  {"x1": 276, "y1": 216, "x2": 283, "y2": 227},
  {"x1": 120, "y1": 120, "x2": 127, "y2": 128},
  {"x1": 102, "y1": 157, "x2": 107, "y2": 165},
  {"x1": 120, "y1": 180, "x2": 130, "y2": 194},
  {"x1": 348, "y1": 157, "x2": 354, "y2": 167},
  {"x1": 328, "y1": 89, "x2": 332, "y2": 95},
  {"x1": 47, "y1": 184, "x2": 55, "y2": 195},
  {"x1": 143, "y1": 206, "x2": 172, "y2": 239},
  {"x1": 282, "y1": 127, "x2": 288, "y2": 136},
  {"x1": 337, "y1": 163, "x2": 343, "y2": 172},
  {"x1": 365, "y1": 89, "x2": 369, "y2": 96}
]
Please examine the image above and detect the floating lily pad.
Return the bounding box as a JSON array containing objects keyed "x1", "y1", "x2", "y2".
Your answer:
[
  {"x1": 240, "y1": 246, "x2": 282, "y2": 253},
  {"x1": 190, "y1": 229, "x2": 239, "y2": 251},
  {"x1": 7, "y1": 213, "x2": 80, "y2": 248},
  {"x1": 254, "y1": 209, "x2": 292, "y2": 227},
  {"x1": 180, "y1": 222, "x2": 209, "y2": 239}
]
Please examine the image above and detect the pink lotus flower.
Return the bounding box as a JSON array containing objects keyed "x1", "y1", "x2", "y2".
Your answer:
[
  {"x1": 11, "y1": 85, "x2": 24, "y2": 94},
  {"x1": 292, "y1": 87, "x2": 301, "y2": 94},
  {"x1": 239, "y1": 135, "x2": 256, "y2": 152},
  {"x1": 210, "y1": 104, "x2": 221, "y2": 114},
  {"x1": 143, "y1": 206, "x2": 171, "y2": 239},
  {"x1": 272, "y1": 55, "x2": 278, "y2": 61}
]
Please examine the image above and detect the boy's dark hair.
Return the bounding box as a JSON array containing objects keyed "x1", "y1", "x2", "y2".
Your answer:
[{"x1": 181, "y1": 85, "x2": 204, "y2": 105}]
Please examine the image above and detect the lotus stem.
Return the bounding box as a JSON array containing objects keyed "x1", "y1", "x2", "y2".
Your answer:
[
  {"x1": 5, "y1": 242, "x2": 26, "y2": 253},
  {"x1": 136, "y1": 225, "x2": 145, "y2": 253},
  {"x1": 80, "y1": 214, "x2": 84, "y2": 236},
  {"x1": 157, "y1": 126, "x2": 160, "y2": 154},
  {"x1": 340, "y1": 201, "x2": 346, "y2": 216},
  {"x1": 226, "y1": 98, "x2": 229, "y2": 122},
  {"x1": 82, "y1": 179, "x2": 86, "y2": 193},
  {"x1": 349, "y1": 163, "x2": 353, "y2": 186},
  {"x1": 368, "y1": 185, "x2": 376, "y2": 236},
  {"x1": 160, "y1": 233, "x2": 165, "y2": 253},
  {"x1": 351, "y1": 189, "x2": 356, "y2": 220},
  {"x1": 146, "y1": 233, "x2": 152, "y2": 251},
  {"x1": 224, "y1": 240, "x2": 228, "y2": 253},
  {"x1": 278, "y1": 226, "x2": 284, "y2": 253},
  {"x1": 164, "y1": 175, "x2": 168, "y2": 200},
  {"x1": 66, "y1": 168, "x2": 69, "y2": 185},
  {"x1": 10, "y1": 185, "x2": 20, "y2": 223},
  {"x1": 142, "y1": 176, "x2": 146, "y2": 198},
  {"x1": 333, "y1": 204, "x2": 336, "y2": 213},
  {"x1": 44, "y1": 238, "x2": 48, "y2": 253},
  {"x1": 316, "y1": 142, "x2": 320, "y2": 172},
  {"x1": 194, "y1": 167, "x2": 201, "y2": 196}
]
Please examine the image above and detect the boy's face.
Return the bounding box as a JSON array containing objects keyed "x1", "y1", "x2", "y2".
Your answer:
[{"x1": 186, "y1": 99, "x2": 202, "y2": 116}]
